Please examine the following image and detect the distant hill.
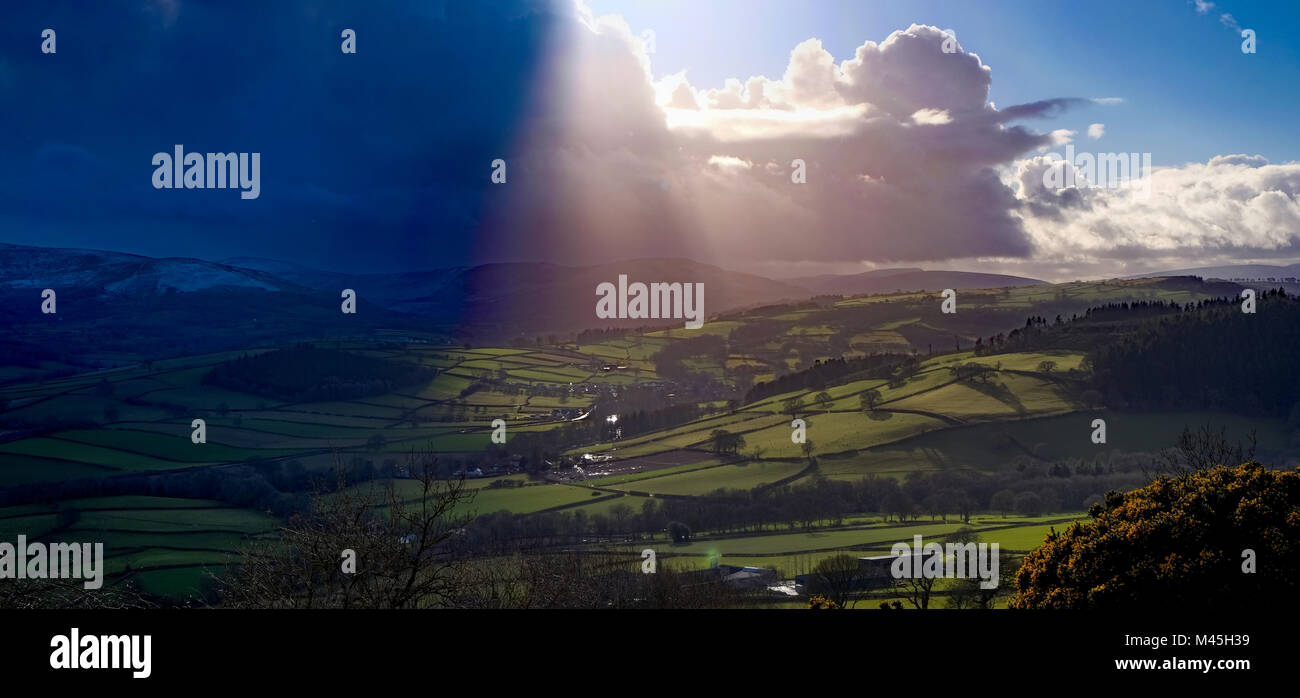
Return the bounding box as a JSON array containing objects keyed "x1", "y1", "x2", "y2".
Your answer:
[
  {"x1": 0, "y1": 245, "x2": 814, "y2": 360},
  {"x1": 227, "y1": 256, "x2": 811, "y2": 337},
  {"x1": 787, "y1": 268, "x2": 1046, "y2": 296},
  {"x1": 375, "y1": 258, "x2": 810, "y2": 337},
  {"x1": 221, "y1": 258, "x2": 1046, "y2": 329},
  {"x1": 1124, "y1": 263, "x2": 1300, "y2": 281},
  {"x1": 16, "y1": 243, "x2": 1191, "y2": 366},
  {"x1": 0, "y1": 244, "x2": 424, "y2": 368},
  {"x1": 5, "y1": 244, "x2": 293, "y2": 294},
  {"x1": 0, "y1": 242, "x2": 1263, "y2": 387},
  {"x1": 218, "y1": 256, "x2": 354, "y2": 289}
]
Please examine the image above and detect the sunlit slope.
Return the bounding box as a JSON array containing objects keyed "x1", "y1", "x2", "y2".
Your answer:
[{"x1": 570, "y1": 351, "x2": 1085, "y2": 464}]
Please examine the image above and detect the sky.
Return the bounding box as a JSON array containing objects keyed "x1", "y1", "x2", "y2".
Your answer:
[{"x1": 1, "y1": 0, "x2": 1299, "y2": 281}]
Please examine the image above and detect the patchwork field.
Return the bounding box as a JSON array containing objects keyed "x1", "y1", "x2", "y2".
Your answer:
[
  {"x1": 1, "y1": 275, "x2": 1279, "y2": 604},
  {"x1": 0, "y1": 496, "x2": 276, "y2": 598}
]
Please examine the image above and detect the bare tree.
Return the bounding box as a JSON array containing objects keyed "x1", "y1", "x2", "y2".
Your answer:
[
  {"x1": 0, "y1": 575, "x2": 155, "y2": 610},
  {"x1": 808, "y1": 554, "x2": 863, "y2": 608},
  {"x1": 1149, "y1": 423, "x2": 1257, "y2": 478},
  {"x1": 895, "y1": 573, "x2": 938, "y2": 610},
  {"x1": 453, "y1": 548, "x2": 749, "y2": 609},
  {"x1": 217, "y1": 447, "x2": 475, "y2": 609}
]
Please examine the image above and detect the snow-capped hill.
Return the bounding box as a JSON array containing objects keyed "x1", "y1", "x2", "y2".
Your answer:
[
  {"x1": 0, "y1": 243, "x2": 429, "y2": 367},
  {"x1": 0, "y1": 243, "x2": 287, "y2": 294},
  {"x1": 100, "y1": 258, "x2": 285, "y2": 295},
  {"x1": 218, "y1": 255, "x2": 351, "y2": 289},
  {"x1": 0, "y1": 243, "x2": 142, "y2": 288}
]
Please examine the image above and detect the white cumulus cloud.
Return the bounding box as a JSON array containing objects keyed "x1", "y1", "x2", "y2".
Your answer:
[{"x1": 477, "y1": 2, "x2": 1297, "y2": 281}]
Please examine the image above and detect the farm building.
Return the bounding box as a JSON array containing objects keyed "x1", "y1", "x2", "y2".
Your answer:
[
  {"x1": 678, "y1": 564, "x2": 777, "y2": 589},
  {"x1": 794, "y1": 554, "x2": 903, "y2": 594}
]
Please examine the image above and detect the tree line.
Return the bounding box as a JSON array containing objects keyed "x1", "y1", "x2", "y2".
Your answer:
[
  {"x1": 460, "y1": 457, "x2": 1153, "y2": 549},
  {"x1": 744, "y1": 353, "x2": 913, "y2": 403},
  {"x1": 202, "y1": 344, "x2": 437, "y2": 402},
  {"x1": 1088, "y1": 290, "x2": 1299, "y2": 415}
]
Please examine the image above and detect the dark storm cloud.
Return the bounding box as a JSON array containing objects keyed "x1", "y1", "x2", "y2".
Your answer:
[
  {"x1": 477, "y1": 21, "x2": 1073, "y2": 267},
  {"x1": 0, "y1": 0, "x2": 560, "y2": 272}
]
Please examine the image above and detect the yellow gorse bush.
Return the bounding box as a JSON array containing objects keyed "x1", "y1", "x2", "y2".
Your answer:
[{"x1": 1011, "y1": 463, "x2": 1300, "y2": 609}]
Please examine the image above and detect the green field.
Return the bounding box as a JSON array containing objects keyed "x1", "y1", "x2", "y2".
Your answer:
[
  {"x1": 0, "y1": 496, "x2": 276, "y2": 599},
  {"x1": 605, "y1": 460, "x2": 808, "y2": 496},
  {"x1": 0, "y1": 274, "x2": 1278, "y2": 604}
]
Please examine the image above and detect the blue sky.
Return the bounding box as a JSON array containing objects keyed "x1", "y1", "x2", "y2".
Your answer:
[{"x1": 592, "y1": 0, "x2": 1300, "y2": 166}]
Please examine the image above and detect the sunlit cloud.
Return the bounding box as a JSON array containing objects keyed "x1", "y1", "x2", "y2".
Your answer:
[{"x1": 477, "y1": 1, "x2": 1299, "y2": 282}]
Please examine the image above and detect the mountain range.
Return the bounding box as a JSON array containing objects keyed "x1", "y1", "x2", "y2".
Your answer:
[
  {"x1": 2, "y1": 243, "x2": 1054, "y2": 341},
  {"x1": 22, "y1": 241, "x2": 1265, "y2": 368}
]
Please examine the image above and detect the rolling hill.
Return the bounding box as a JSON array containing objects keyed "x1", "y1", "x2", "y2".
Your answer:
[
  {"x1": 788, "y1": 269, "x2": 1046, "y2": 296},
  {"x1": 1124, "y1": 263, "x2": 1300, "y2": 281}
]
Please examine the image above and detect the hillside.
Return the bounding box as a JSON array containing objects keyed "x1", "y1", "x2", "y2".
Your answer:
[
  {"x1": 788, "y1": 269, "x2": 1046, "y2": 296},
  {"x1": 370, "y1": 258, "x2": 812, "y2": 336},
  {"x1": 1124, "y1": 262, "x2": 1300, "y2": 281},
  {"x1": 3, "y1": 267, "x2": 1289, "y2": 602},
  {"x1": 0, "y1": 244, "x2": 428, "y2": 375}
]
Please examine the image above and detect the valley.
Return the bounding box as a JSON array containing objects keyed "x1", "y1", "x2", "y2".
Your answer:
[{"x1": 3, "y1": 253, "x2": 1291, "y2": 606}]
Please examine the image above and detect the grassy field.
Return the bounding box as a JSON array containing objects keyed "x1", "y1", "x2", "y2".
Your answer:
[
  {"x1": 643, "y1": 515, "x2": 1082, "y2": 571},
  {"x1": 349, "y1": 477, "x2": 603, "y2": 517},
  {"x1": 0, "y1": 275, "x2": 1274, "y2": 603},
  {"x1": 0, "y1": 496, "x2": 276, "y2": 599},
  {"x1": 603, "y1": 460, "x2": 809, "y2": 496},
  {"x1": 817, "y1": 410, "x2": 1290, "y2": 479}
]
